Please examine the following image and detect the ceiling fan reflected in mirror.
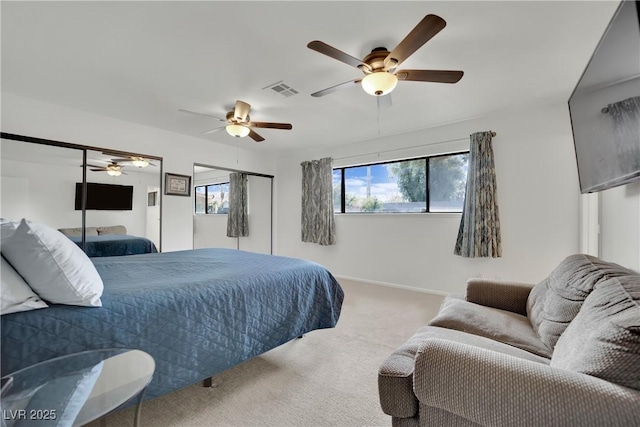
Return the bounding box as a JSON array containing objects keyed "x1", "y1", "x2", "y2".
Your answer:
[
  {"x1": 307, "y1": 14, "x2": 464, "y2": 98},
  {"x1": 110, "y1": 156, "x2": 157, "y2": 168},
  {"x1": 82, "y1": 162, "x2": 127, "y2": 176},
  {"x1": 179, "y1": 100, "x2": 293, "y2": 142}
]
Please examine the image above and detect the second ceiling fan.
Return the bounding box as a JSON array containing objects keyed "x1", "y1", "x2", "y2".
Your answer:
[
  {"x1": 180, "y1": 100, "x2": 292, "y2": 142},
  {"x1": 308, "y1": 14, "x2": 464, "y2": 98}
]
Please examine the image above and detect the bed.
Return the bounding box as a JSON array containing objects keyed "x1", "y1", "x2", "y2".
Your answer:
[
  {"x1": 1, "y1": 248, "x2": 344, "y2": 401},
  {"x1": 67, "y1": 234, "x2": 158, "y2": 257},
  {"x1": 58, "y1": 225, "x2": 158, "y2": 257}
]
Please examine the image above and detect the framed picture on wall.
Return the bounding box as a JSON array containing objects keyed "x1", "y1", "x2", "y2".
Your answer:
[{"x1": 164, "y1": 173, "x2": 191, "y2": 197}]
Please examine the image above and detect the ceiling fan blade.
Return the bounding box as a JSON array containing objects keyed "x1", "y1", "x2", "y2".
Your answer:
[
  {"x1": 89, "y1": 168, "x2": 107, "y2": 172},
  {"x1": 178, "y1": 109, "x2": 226, "y2": 122},
  {"x1": 83, "y1": 163, "x2": 106, "y2": 169},
  {"x1": 396, "y1": 69, "x2": 464, "y2": 83},
  {"x1": 311, "y1": 79, "x2": 362, "y2": 97},
  {"x1": 248, "y1": 129, "x2": 265, "y2": 142},
  {"x1": 307, "y1": 41, "x2": 370, "y2": 71},
  {"x1": 111, "y1": 157, "x2": 157, "y2": 167},
  {"x1": 234, "y1": 100, "x2": 251, "y2": 122},
  {"x1": 202, "y1": 126, "x2": 226, "y2": 135},
  {"x1": 249, "y1": 122, "x2": 292, "y2": 130},
  {"x1": 385, "y1": 14, "x2": 447, "y2": 69}
]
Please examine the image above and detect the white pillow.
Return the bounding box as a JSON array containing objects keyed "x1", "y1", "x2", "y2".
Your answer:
[
  {"x1": 2, "y1": 219, "x2": 103, "y2": 307},
  {"x1": 1, "y1": 219, "x2": 20, "y2": 248},
  {"x1": 1, "y1": 256, "x2": 49, "y2": 315}
]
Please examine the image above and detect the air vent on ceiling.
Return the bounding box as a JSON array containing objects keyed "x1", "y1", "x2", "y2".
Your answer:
[{"x1": 263, "y1": 81, "x2": 299, "y2": 97}]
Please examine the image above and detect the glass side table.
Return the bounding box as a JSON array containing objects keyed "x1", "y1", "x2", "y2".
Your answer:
[{"x1": 1, "y1": 348, "x2": 155, "y2": 427}]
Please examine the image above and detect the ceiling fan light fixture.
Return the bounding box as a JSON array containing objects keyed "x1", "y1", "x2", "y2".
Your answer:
[
  {"x1": 361, "y1": 72, "x2": 398, "y2": 96},
  {"x1": 226, "y1": 124, "x2": 250, "y2": 138},
  {"x1": 107, "y1": 169, "x2": 121, "y2": 177},
  {"x1": 131, "y1": 158, "x2": 149, "y2": 168}
]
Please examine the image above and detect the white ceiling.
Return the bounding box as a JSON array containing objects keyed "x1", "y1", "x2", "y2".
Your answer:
[{"x1": 1, "y1": 1, "x2": 621, "y2": 153}]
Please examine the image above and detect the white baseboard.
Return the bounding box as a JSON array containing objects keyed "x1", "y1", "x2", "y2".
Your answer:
[{"x1": 334, "y1": 275, "x2": 449, "y2": 297}]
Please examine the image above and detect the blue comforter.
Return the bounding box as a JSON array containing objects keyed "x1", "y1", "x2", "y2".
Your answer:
[
  {"x1": 68, "y1": 234, "x2": 158, "y2": 257},
  {"x1": 1, "y1": 249, "x2": 344, "y2": 400}
]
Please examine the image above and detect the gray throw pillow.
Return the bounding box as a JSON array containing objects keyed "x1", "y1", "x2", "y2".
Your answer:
[
  {"x1": 550, "y1": 275, "x2": 640, "y2": 390},
  {"x1": 527, "y1": 254, "x2": 634, "y2": 351}
]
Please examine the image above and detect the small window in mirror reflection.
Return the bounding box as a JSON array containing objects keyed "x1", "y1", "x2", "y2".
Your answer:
[{"x1": 147, "y1": 191, "x2": 158, "y2": 207}]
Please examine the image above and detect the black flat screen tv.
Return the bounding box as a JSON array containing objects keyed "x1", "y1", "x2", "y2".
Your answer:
[
  {"x1": 75, "y1": 182, "x2": 133, "y2": 210},
  {"x1": 569, "y1": 0, "x2": 640, "y2": 193}
]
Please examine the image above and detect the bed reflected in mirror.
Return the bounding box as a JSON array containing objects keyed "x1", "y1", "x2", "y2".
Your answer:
[{"x1": 193, "y1": 163, "x2": 273, "y2": 254}]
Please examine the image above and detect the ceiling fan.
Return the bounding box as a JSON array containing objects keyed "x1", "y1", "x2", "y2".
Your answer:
[
  {"x1": 179, "y1": 100, "x2": 293, "y2": 142},
  {"x1": 106, "y1": 155, "x2": 156, "y2": 168},
  {"x1": 83, "y1": 162, "x2": 127, "y2": 176},
  {"x1": 307, "y1": 14, "x2": 464, "y2": 98}
]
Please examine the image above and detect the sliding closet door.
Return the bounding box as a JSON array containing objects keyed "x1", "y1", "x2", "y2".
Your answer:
[
  {"x1": 192, "y1": 164, "x2": 273, "y2": 254},
  {"x1": 83, "y1": 148, "x2": 162, "y2": 248},
  {"x1": 237, "y1": 175, "x2": 272, "y2": 254},
  {"x1": 1, "y1": 136, "x2": 163, "y2": 254}
]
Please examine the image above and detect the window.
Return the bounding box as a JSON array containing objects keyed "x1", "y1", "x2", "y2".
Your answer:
[
  {"x1": 194, "y1": 182, "x2": 230, "y2": 214},
  {"x1": 333, "y1": 152, "x2": 468, "y2": 213}
]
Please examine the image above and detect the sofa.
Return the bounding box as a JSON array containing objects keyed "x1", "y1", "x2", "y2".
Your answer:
[
  {"x1": 58, "y1": 225, "x2": 127, "y2": 237},
  {"x1": 378, "y1": 254, "x2": 640, "y2": 426}
]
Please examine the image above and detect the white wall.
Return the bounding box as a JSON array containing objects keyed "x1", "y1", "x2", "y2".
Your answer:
[
  {"x1": 599, "y1": 181, "x2": 640, "y2": 272},
  {"x1": 274, "y1": 102, "x2": 581, "y2": 294},
  {"x1": 1, "y1": 93, "x2": 277, "y2": 252}
]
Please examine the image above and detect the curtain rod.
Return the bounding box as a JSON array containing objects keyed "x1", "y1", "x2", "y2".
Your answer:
[{"x1": 333, "y1": 131, "x2": 497, "y2": 162}]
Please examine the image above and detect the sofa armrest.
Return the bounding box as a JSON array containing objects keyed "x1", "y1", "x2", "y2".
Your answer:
[
  {"x1": 466, "y1": 278, "x2": 534, "y2": 315},
  {"x1": 414, "y1": 339, "x2": 640, "y2": 427}
]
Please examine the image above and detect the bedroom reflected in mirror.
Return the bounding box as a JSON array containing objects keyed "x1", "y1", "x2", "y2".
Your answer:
[
  {"x1": 79, "y1": 148, "x2": 161, "y2": 256},
  {"x1": 193, "y1": 163, "x2": 273, "y2": 255},
  {"x1": 1, "y1": 137, "x2": 84, "y2": 233},
  {"x1": 0, "y1": 133, "x2": 163, "y2": 256}
]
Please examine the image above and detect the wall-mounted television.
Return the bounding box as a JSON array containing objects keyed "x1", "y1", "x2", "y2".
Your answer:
[
  {"x1": 569, "y1": 0, "x2": 640, "y2": 193},
  {"x1": 75, "y1": 182, "x2": 134, "y2": 210}
]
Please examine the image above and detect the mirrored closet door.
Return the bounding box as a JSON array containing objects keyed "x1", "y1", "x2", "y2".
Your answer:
[
  {"x1": 83, "y1": 148, "x2": 161, "y2": 250},
  {"x1": 193, "y1": 163, "x2": 273, "y2": 254},
  {"x1": 1, "y1": 134, "x2": 163, "y2": 253}
]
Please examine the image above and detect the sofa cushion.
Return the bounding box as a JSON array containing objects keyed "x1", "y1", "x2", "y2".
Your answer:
[
  {"x1": 378, "y1": 325, "x2": 549, "y2": 418},
  {"x1": 551, "y1": 275, "x2": 640, "y2": 390},
  {"x1": 429, "y1": 296, "x2": 551, "y2": 358},
  {"x1": 527, "y1": 254, "x2": 634, "y2": 351},
  {"x1": 58, "y1": 227, "x2": 98, "y2": 237}
]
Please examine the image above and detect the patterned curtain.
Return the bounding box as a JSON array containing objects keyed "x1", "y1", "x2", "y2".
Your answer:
[
  {"x1": 226, "y1": 172, "x2": 249, "y2": 238},
  {"x1": 605, "y1": 96, "x2": 640, "y2": 173},
  {"x1": 301, "y1": 157, "x2": 336, "y2": 246},
  {"x1": 454, "y1": 131, "x2": 502, "y2": 258}
]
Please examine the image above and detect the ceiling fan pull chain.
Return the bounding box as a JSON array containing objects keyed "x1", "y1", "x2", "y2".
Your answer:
[{"x1": 377, "y1": 97, "x2": 381, "y2": 135}]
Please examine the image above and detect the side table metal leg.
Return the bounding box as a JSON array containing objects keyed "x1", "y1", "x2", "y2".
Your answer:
[{"x1": 134, "y1": 387, "x2": 147, "y2": 427}]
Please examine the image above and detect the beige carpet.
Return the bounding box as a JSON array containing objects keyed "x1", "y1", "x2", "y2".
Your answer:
[{"x1": 89, "y1": 279, "x2": 444, "y2": 427}]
